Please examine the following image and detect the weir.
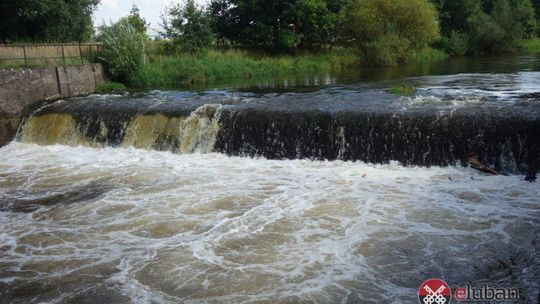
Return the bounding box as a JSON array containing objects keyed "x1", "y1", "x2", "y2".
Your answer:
[
  {"x1": 17, "y1": 91, "x2": 540, "y2": 173},
  {"x1": 0, "y1": 63, "x2": 106, "y2": 145}
]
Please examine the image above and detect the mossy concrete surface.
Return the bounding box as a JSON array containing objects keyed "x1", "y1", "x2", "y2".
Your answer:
[{"x1": 0, "y1": 63, "x2": 105, "y2": 146}]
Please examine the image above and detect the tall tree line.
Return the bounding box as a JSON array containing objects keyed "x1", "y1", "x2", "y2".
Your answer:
[
  {"x1": 431, "y1": 0, "x2": 538, "y2": 54},
  {"x1": 208, "y1": 0, "x2": 346, "y2": 51},
  {"x1": 0, "y1": 0, "x2": 99, "y2": 43},
  {"x1": 1, "y1": 0, "x2": 538, "y2": 57},
  {"x1": 205, "y1": 0, "x2": 538, "y2": 54}
]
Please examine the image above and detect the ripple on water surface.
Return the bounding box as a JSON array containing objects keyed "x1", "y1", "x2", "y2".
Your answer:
[{"x1": 0, "y1": 143, "x2": 539, "y2": 303}]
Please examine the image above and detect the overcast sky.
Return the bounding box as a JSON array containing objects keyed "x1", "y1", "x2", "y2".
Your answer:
[{"x1": 93, "y1": 0, "x2": 208, "y2": 32}]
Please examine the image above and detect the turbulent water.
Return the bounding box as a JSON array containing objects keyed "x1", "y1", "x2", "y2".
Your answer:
[
  {"x1": 0, "y1": 143, "x2": 539, "y2": 303},
  {"x1": 14, "y1": 72, "x2": 540, "y2": 173},
  {"x1": 2, "y1": 59, "x2": 540, "y2": 303}
]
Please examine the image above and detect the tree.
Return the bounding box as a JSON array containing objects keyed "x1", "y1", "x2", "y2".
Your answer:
[
  {"x1": 342, "y1": 0, "x2": 440, "y2": 65},
  {"x1": 162, "y1": 0, "x2": 214, "y2": 53},
  {"x1": 209, "y1": 0, "x2": 344, "y2": 51},
  {"x1": 534, "y1": 0, "x2": 540, "y2": 34},
  {"x1": 0, "y1": 0, "x2": 99, "y2": 42},
  {"x1": 429, "y1": 0, "x2": 480, "y2": 36},
  {"x1": 466, "y1": 0, "x2": 537, "y2": 53},
  {"x1": 513, "y1": 0, "x2": 538, "y2": 38},
  {"x1": 120, "y1": 5, "x2": 150, "y2": 39},
  {"x1": 431, "y1": 0, "x2": 537, "y2": 54},
  {"x1": 466, "y1": 5, "x2": 506, "y2": 53},
  {"x1": 292, "y1": 0, "x2": 345, "y2": 49}
]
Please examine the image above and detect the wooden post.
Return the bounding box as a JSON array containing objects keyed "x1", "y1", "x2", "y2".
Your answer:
[
  {"x1": 61, "y1": 45, "x2": 66, "y2": 67},
  {"x1": 89, "y1": 45, "x2": 93, "y2": 62},
  {"x1": 22, "y1": 46, "x2": 27, "y2": 67},
  {"x1": 78, "y1": 43, "x2": 83, "y2": 64}
]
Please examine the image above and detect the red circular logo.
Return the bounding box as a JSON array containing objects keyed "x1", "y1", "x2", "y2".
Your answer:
[{"x1": 418, "y1": 278, "x2": 452, "y2": 304}]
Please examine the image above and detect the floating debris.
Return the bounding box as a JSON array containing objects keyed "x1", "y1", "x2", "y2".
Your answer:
[{"x1": 468, "y1": 156, "x2": 502, "y2": 176}]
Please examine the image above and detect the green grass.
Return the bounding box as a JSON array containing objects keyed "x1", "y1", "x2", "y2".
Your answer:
[
  {"x1": 522, "y1": 38, "x2": 540, "y2": 54},
  {"x1": 130, "y1": 48, "x2": 360, "y2": 88},
  {"x1": 414, "y1": 47, "x2": 449, "y2": 63},
  {"x1": 0, "y1": 43, "x2": 101, "y2": 69},
  {"x1": 390, "y1": 84, "x2": 416, "y2": 96},
  {"x1": 130, "y1": 47, "x2": 450, "y2": 88},
  {"x1": 96, "y1": 82, "x2": 127, "y2": 94},
  {"x1": 0, "y1": 58, "x2": 92, "y2": 69}
]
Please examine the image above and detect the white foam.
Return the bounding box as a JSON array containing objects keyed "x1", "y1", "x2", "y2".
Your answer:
[
  {"x1": 0, "y1": 142, "x2": 539, "y2": 303},
  {"x1": 399, "y1": 95, "x2": 488, "y2": 108}
]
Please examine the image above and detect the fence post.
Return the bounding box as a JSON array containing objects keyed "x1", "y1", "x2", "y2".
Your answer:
[
  {"x1": 78, "y1": 43, "x2": 83, "y2": 64},
  {"x1": 22, "y1": 46, "x2": 27, "y2": 67},
  {"x1": 89, "y1": 45, "x2": 93, "y2": 63},
  {"x1": 61, "y1": 45, "x2": 66, "y2": 67}
]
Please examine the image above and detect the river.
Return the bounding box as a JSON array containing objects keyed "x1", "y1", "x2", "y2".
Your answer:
[{"x1": 0, "y1": 55, "x2": 539, "y2": 303}]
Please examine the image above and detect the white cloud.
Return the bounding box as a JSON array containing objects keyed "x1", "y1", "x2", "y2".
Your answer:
[{"x1": 100, "y1": 0, "x2": 121, "y2": 9}]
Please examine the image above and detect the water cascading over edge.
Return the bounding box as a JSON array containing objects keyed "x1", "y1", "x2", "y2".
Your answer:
[
  {"x1": 20, "y1": 104, "x2": 224, "y2": 154},
  {"x1": 16, "y1": 94, "x2": 540, "y2": 173}
]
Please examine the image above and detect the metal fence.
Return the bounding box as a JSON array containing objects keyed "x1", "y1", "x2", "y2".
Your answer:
[{"x1": 0, "y1": 43, "x2": 103, "y2": 68}]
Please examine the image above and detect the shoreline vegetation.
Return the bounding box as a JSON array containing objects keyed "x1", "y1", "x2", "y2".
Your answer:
[
  {"x1": 522, "y1": 38, "x2": 540, "y2": 53},
  {"x1": 94, "y1": 39, "x2": 540, "y2": 93},
  {"x1": 128, "y1": 46, "x2": 448, "y2": 89},
  {"x1": 97, "y1": 39, "x2": 540, "y2": 92},
  {"x1": 94, "y1": 0, "x2": 539, "y2": 91},
  {"x1": 2, "y1": 0, "x2": 540, "y2": 92}
]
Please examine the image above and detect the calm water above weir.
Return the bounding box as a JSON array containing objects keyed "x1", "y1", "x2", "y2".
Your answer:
[
  {"x1": 186, "y1": 54, "x2": 540, "y2": 92},
  {"x1": 1, "y1": 55, "x2": 540, "y2": 303}
]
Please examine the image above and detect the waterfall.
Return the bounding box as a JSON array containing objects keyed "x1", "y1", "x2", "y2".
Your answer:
[
  {"x1": 16, "y1": 95, "x2": 540, "y2": 173},
  {"x1": 178, "y1": 104, "x2": 223, "y2": 154},
  {"x1": 19, "y1": 104, "x2": 225, "y2": 155},
  {"x1": 20, "y1": 114, "x2": 89, "y2": 147},
  {"x1": 122, "y1": 114, "x2": 185, "y2": 151}
]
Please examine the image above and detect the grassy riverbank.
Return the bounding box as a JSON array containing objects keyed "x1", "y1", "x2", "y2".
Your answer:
[
  {"x1": 128, "y1": 47, "x2": 447, "y2": 88},
  {"x1": 523, "y1": 38, "x2": 540, "y2": 54},
  {"x1": 130, "y1": 48, "x2": 357, "y2": 88}
]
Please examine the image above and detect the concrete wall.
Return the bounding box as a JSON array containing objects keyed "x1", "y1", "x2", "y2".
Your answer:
[{"x1": 0, "y1": 63, "x2": 105, "y2": 146}]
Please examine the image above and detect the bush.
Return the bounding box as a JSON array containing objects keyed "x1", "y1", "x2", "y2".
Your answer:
[
  {"x1": 444, "y1": 31, "x2": 469, "y2": 56},
  {"x1": 522, "y1": 38, "x2": 540, "y2": 53},
  {"x1": 390, "y1": 85, "x2": 415, "y2": 96},
  {"x1": 342, "y1": 0, "x2": 440, "y2": 65},
  {"x1": 146, "y1": 40, "x2": 176, "y2": 56},
  {"x1": 360, "y1": 33, "x2": 413, "y2": 66},
  {"x1": 96, "y1": 82, "x2": 127, "y2": 94},
  {"x1": 98, "y1": 20, "x2": 146, "y2": 83},
  {"x1": 415, "y1": 47, "x2": 449, "y2": 63}
]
